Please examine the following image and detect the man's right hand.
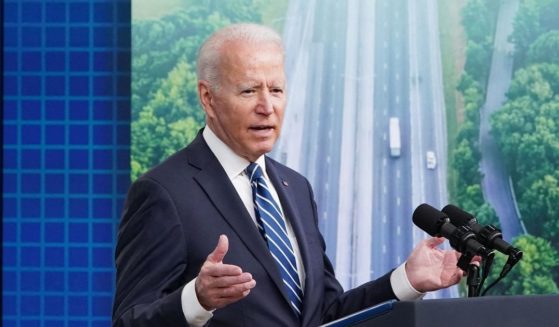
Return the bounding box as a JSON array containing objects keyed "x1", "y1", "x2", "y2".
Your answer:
[{"x1": 195, "y1": 235, "x2": 256, "y2": 310}]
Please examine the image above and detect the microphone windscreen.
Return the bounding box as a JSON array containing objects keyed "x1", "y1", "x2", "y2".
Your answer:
[
  {"x1": 412, "y1": 203, "x2": 448, "y2": 236},
  {"x1": 442, "y1": 204, "x2": 474, "y2": 226}
]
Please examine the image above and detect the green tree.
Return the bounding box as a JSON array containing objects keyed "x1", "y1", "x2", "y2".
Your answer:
[
  {"x1": 484, "y1": 235, "x2": 558, "y2": 295},
  {"x1": 462, "y1": 0, "x2": 493, "y2": 44},
  {"x1": 527, "y1": 30, "x2": 559, "y2": 65},
  {"x1": 460, "y1": 0, "x2": 499, "y2": 85},
  {"x1": 465, "y1": 40, "x2": 492, "y2": 85},
  {"x1": 511, "y1": 0, "x2": 559, "y2": 66},
  {"x1": 473, "y1": 202, "x2": 500, "y2": 228},
  {"x1": 491, "y1": 63, "x2": 559, "y2": 255},
  {"x1": 131, "y1": 60, "x2": 203, "y2": 180},
  {"x1": 131, "y1": 108, "x2": 200, "y2": 180},
  {"x1": 456, "y1": 183, "x2": 485, "y2": 212},
  {"x1": 452, "y1": 76, "x2": 483, "y2": 190},
  {"x1": 492, "y1": 64, "x2": 559, "y2": 178},
  {"x1": 132, "y1": 8, "x2": 230, "y2": 119},
  {"x1": 510, "y1": 0, "x2": 542, "y2": 66},
  {"x1": 520, "y1": 174, "x2": 559, "y2": 245},
  {"x1": 452, "y1": 139, "x2": 482, "y2": 203},
  {"x1": 452, "y1": 72, "x2": 485, "y2": 209},
  {"x1": 507, "y1": 63, "x2": 559, "y2": 102},
  {"x1": 491, "y1": 96, "x2": 539, "y2": 175}
]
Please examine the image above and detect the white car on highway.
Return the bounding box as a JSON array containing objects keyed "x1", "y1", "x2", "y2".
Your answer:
[{"x1": 426, "y1": 151, "x2": 437, "y2": 169}]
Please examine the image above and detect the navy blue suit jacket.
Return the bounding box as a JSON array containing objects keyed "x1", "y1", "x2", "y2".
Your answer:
[{"x1": 113, "y1": 132, "x2": 397, "y2": 326}]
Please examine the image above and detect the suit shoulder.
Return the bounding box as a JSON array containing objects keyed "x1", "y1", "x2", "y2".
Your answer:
[
  {"x1": 265, "y1": 156, "x2": 308, "y2": 182},
  {"x1": 135, "y1": 147, "x2": 194, "y2": 187},
  {"x1": 137, "y1": 133, "x2": 210, "y2": 184}
]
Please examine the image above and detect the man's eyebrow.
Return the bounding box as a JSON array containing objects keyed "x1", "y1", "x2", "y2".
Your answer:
[{"x1": 238, "y1": 82, "x2": 262, "y2": 89}]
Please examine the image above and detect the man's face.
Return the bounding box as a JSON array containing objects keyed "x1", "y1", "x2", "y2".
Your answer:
[{"x1": 199, "y1": 40, "x2": 286, "y2": 162}]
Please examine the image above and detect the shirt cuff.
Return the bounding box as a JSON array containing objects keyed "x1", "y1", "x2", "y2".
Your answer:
[
  {"x1": 181, "y1": 278, "x2": 214, "y2": 326},
  {"x1": 390, "y1": 262, "x2": 425, "y2": 301}
]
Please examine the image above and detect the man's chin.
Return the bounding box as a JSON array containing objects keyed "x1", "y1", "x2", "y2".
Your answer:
[{"x1": 246, "y1": 144, "x2": 275, "y2": 161}]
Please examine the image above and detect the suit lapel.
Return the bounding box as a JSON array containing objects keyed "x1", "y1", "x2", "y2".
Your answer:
[{"x1": 186, "y1": 134, "x2": 290, "y2": 308}]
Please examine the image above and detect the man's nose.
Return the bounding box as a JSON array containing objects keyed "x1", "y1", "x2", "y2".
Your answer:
[{"x1": 256, "y1": 91, "x2": 274, "y2": 115}]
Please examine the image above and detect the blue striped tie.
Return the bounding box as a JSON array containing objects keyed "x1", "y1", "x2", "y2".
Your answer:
[{"x1": 246, "y1": 162, "x2": 304, "y2": 317}]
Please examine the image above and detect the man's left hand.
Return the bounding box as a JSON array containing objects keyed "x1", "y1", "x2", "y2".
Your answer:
[{"x1": 405, "y1": 237, "x2": 467, "y2": 292}]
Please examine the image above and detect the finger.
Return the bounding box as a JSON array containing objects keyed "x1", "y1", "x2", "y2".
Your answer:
[
  {"x1": 202, "y1": 263, "x2": 243, "y2": 277},
  {"x1": 217, "y1": 279, "x2": 257, "y2": 298},
  {"x1": 424, "y1": 237, "x2": 445, "y2": 248},
  {"x1": 211, "y1": 272, "x2": 253, "y2": 288},
  {"x1": 207, "y1": 234, "x2": 229, "y2": 263},
  {"x1": 201, "y1": 278, "x2": 256, "y2": 309},
  {"x1": 471, "y1": 255, "x2": 483, "y2": 264}
]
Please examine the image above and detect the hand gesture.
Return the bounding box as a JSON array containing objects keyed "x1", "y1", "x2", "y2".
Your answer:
[
  {"x1": 195, "y1": 235, "x2": 256, "y2": 310},
  {"x1": 405, "y1": 237, "x2": 467, "y2": 292}
]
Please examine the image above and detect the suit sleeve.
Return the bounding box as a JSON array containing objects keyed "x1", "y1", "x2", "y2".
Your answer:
[
  {"x1": 321, "y1": 268, "x2": 396, "y2": 323},
  {"x1": 112, "y1": 178, "x2": 190, "y2": 327}
]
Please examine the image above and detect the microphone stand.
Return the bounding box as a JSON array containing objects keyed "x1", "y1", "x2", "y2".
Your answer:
[
  {"x1": 458, "y1": 252, "x2": 478, "y2": 297},
  {"x1": 458, "y1": 251, "x2": 495, "y2": 297},
  {"x1": 477, "y1": 251, "x2": 495, "y2": 296},
  {"x1": 467, "y1": 263, "x2": 481, "y2": 297}
]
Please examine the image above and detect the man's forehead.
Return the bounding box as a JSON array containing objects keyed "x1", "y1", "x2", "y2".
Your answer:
[
  {"x1": 220, "y1": 39, "x2": 283, "y2": 58},
  {"x1": 220, "y1": 45, "x2": 285, "y2": 72}
]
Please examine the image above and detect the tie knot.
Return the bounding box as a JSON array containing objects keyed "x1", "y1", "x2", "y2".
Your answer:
[{"x1": 246, "y1": 162, "x2": 264, "y2": 183}]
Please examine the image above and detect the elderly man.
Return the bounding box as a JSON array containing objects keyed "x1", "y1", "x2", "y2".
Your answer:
[{"x1": 113, "y1": 23, "x2": 465, "y2": 326}]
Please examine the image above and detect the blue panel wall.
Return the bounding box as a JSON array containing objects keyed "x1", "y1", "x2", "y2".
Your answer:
[{"x1": 3, "y1": 1, "x2": 131, "y2": 326}]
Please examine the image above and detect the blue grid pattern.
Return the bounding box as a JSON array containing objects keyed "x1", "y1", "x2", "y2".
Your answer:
[{"x1": 3, "y1": 1, "x2": 131, "y2": 326}]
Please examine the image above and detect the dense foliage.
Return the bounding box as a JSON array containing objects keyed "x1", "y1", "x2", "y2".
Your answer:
[
  {"x1": 453, "y1": 0, "x2": 559, "y2": 293},
  {"x1": 510, "y1": 0, "x2": 559, "y2": 67},
  {"x1": 461, "y1": 0, "x2": 501, "y2": 86},
  {"x1": 492, "y1": 0, "x2": 559, "y2": 277},
  {"x1": 484, "y1": 235, "x2": 558, "y2": 295},
  {"x1": 492, "y1": 64, "x2": 559, "y2": 246}
]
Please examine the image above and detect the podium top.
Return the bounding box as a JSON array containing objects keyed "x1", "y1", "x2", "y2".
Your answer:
[
  {"x1": 362, "y1": 294, "x2": 559, "y2": 327},
  {"x1": 330, "y1": 294, "x2": 559, "y2": 327}
]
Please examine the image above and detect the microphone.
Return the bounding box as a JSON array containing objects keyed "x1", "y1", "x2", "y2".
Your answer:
[
  {"x1": 441, "y1": 204, "x2": 523, "y2": 260},
  {"x1": 412, "y1": 203, "x2": 491, "y2": 259}
]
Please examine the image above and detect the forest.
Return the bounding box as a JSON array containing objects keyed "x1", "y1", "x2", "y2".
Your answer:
[{"x1": 452, "y1": 0, "x2": 559, "y2": 294}]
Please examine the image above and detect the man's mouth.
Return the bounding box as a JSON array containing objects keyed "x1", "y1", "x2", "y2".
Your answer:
[
  {"x1": 249, "y1": 125, "x2": 275, "y2": 135},
  {"x1": 250, "y1": 125, "x2": 274, "y2": 131}
]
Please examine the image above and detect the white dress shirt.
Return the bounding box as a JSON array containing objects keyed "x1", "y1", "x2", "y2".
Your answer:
[{"x1": 181, "y1": 126, "x2": 423, "y2": 326}]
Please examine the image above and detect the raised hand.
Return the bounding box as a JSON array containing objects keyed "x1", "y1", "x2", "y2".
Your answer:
[
  {"x1": 195, "y1": 235, "x2": 256, "y2": 310},
  {"x1": 405, "y1": 237, "x2": 466, "y2": 292}
]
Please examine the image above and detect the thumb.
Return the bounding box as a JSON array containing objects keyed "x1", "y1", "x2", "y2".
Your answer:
[{"x1": 207, "y1": 234, "x2": 229, "y2": 263}]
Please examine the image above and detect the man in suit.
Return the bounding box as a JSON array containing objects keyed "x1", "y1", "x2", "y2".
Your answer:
[{"x1": 113, "y1": 23, "x2": 467, "y2": 326}]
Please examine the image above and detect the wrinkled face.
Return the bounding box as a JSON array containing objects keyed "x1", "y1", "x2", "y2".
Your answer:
[{"x1": 199, "y1": 40, "x2": 286, "y2": 162}]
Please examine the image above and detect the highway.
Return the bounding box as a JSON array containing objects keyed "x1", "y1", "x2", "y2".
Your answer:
[{"x1": 273, "y1": 0, "x2": 454, "y2": 297}]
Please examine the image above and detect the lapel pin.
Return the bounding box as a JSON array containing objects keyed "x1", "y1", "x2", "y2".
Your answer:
[{"x1": 282, "y1": 180, "x2": 289, "y2": 186}]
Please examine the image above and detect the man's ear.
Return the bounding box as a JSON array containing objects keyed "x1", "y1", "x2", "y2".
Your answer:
[{"x1": 198, "y1": 81, "x2": 214, "y2": 117}]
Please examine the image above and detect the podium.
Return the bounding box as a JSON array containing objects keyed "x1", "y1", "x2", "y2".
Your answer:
[{"x1": 328, "y1": 295, "x2": 559, "y2": 327}]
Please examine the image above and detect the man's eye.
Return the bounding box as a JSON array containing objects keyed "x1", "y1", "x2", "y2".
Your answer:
[
  {"x1": 271, "y1": 88, "x2": 283, "y2": 94},
  {"x1": 241, "y1": 89, "x2": 255, "y2": 95}
]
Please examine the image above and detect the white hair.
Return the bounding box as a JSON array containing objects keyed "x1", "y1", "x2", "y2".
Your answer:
[{"x1": 196, "y1": 23, "x2": 284, "y2": 89}]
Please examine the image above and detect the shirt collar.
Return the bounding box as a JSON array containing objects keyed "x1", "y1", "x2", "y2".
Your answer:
[{"x1": 203, "y1": 126, "x2": 267, "y2": 180}]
